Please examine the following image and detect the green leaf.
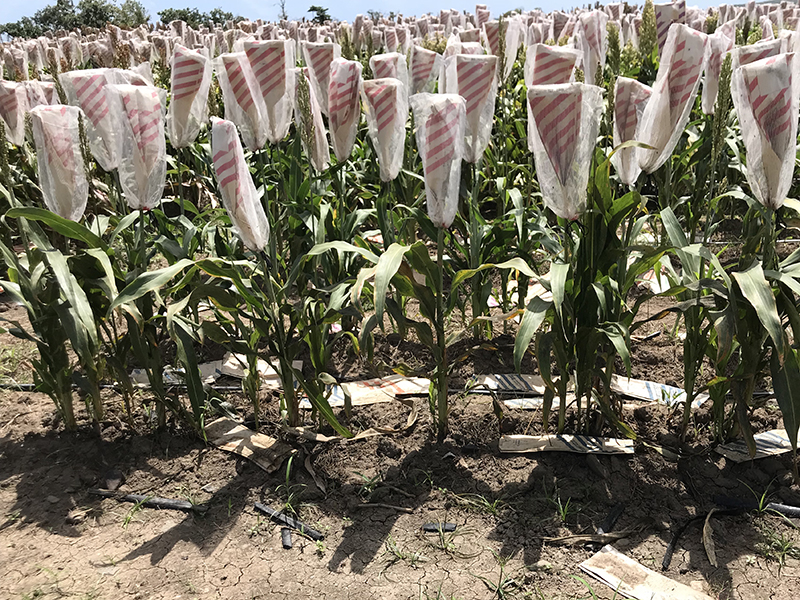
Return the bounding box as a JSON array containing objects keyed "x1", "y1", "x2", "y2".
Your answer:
[
  {"x1": 451, "y1": 257, "x2": 539, "y2": 290},
  {"x1": 110, "y1": 258, "x2": 196, "y2": 313},
  {"x1": 44, "y1": 250, "x2": 98, "y2": 351},
  {"x1": 732, "y1": 263, "x2": 784, "y2": 360},
  {"x1": 304, "y1": 241, "x2": 379, "y2": 264},
  {"x1": 7, "y1": 207, "x2": 107, "y2": 250},
  {"x1": 771, "y1": 348, "x2": 800, "y2": 451},
  {"x1": 514, "y1": 296, "x2": 552, "y2": 372},
  {"x1": 374, "y1": 243, "x2": 411, "y2": 324},
  {"x1": 661, "y1": 206, "x2": 688, "y2": 248}
]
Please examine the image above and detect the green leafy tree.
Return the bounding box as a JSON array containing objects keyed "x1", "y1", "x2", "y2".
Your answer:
[
  {"x1": 34, "y1": 0, "x2": 79, "y2": 31},
  {"x1": 1, "y1": 16, "x2": 42, "y2": 38},
  {"x1": 157, "y1": 7, "x2": 239, "y2": 28},
  {"x1": 116, "y1": 0, "x2": 149, "y2": 26},
  {"x1": 77, "y1": 0, "x2": 118, "y2": 28},
  {"x1": 308, "y1": 5, "x2": 331, "y2": 24},
  {"x1": 2, "y1": 0, "x2": 148, "y2": 38}
]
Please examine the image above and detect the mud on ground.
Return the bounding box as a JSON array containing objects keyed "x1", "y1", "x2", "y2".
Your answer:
[{"x1": 1, "y1": 299, "x2": 800, "y2": 600}]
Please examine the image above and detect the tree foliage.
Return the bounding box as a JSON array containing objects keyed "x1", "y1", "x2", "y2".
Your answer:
[
  {"x1": 308, "y1": 5, "x2": 331, "y2": 24},
  {"x1": 1, "y1": 0, "x2": 149, "y2": 38},
  {"x1": 156, "y1": 7, "x2": 242, "y2": 28}
]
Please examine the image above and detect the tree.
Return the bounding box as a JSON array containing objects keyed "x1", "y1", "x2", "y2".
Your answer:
[
  {"x1": 157, "y1": 7, "x2": 240, "y2": 28},
  {"x1": 277, "y1": 0, "x2": 288, "y2": 20},
  {"x1": 308, "y1": 5, "x2": 331, "y2": 24},
  {"x1": 34, "y1": 0, "x2": 79, "y2": 31},
  {"x1": 366, "y1": 10, "x2": 383, "y2": 21},
  {"x1": 116, "y1": 0, "x2": 149, "y2": 27},
  {"x1": 157, "y1": 7, "x2": 204, "y2": 27},
  {"x1": 1, "y1": 0, "x2": 148, "y2": 39},
  {"x1": 77, "y1": 0, "x2": 117, "y2": 29},
  {"x1": 1, "y1": 16, "x2": 42, "y2": 38}
]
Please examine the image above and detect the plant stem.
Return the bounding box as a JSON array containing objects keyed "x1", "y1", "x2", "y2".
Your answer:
[
  {"x1": 177, "y1": 148, "x2": 185, "y2": 218},
  {"x1": 470, "y1": 160, "x2": 483, "y2": 339},
  {"x1": 436, "y1": 225, "x2": 448, "y2": 442}
]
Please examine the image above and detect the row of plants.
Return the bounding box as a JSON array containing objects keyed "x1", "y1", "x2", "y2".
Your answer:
[{"x1": 1, "y1": 3, "x2": 800, "y2": 480}]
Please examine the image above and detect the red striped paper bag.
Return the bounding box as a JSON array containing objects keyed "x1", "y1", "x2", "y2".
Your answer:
[
  {"x1": 409, "y1": 93, "x2": 466, "y2": 229},
  {"x1": 214, "y1": 52, "x2": 267, "y2": 151},
  {"x1": 168, "y1": 44, "x2": 212, "y2": 148},
  {"x1": 637, "y1": 24, "x2": 708, "y2": 173},
  {"x1": 527, "y1": 83, "x2": 604, "y2": 220},
  {"x1": 244, "y1": 39, "x2": 295, "y2": 145},
  {"x1": 444, "y1": 54, "x2": 497, "y2": 164},
  {"x1": 612, "y1": 77, "x2": 653, "y2": 186},
  {"x1": 732, "y1": 53, "x2": 798, "y2": 210},
  {"x1": 328, "y1": 58, "x2": 362, "y2": 162},
  {"x1": 107, "y1": 84, "x2": 167, "y2": 210},
  {"x1": 210, "y1": 117, "x2": 270, "y2": 251},
  {"x1": 30, "y1": 105, "x2": 88, "y2": 221},
  {"x1": 361, "y1": 77, "x2": 408, "y2": 182}
]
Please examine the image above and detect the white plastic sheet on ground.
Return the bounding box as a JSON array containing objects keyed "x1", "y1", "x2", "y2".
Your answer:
[
  {"x1": 609, "y1": 374, "x2": 708, "y2": 408},
  {"x1": 702, "y1": 29, "x2": 734, "y2": 115},
  {"x1": 361, "y1": 77, "x2": 408, "y2": 182},
  {"x1": 210, "y1": 117, "x2": 270, "y2": 251},
  {"x1": 499, "y1": 435, "x2": 635, "y2": 455},
  {"x1": 214, "y1": 52, "x2": 266, "y2": 151},
  {"x1": 444, "y1": 54, "x2": 497, "y2": 164},
  {"x1": 60, "y1": 69, "x2": 119, "y2": 170},
  {"x1": 107, "y1": 84, "x2": 167, "y2": 211},
  {"x1": 167, "y1": 44, "x2": 212, "y2": 148},
  {"x1": 527, "y1": 82, "x2": 604, "y2": 220},
  {"x1": 294, "y1": 67, "x2": 330, "y2": 172},
  {"x1": 410, "y1": 93, "x2": 466, "y2": 228},
  {"x1": 637, "y1": 24, "x2": 707, "y2": 173},
  {"x1": 524, "y1": 44, "x2": 579, "y2": 87},
  {"x1": 243, "y1": 39, "x2": 296, "y2": 145},
  {"x1": 301, "y1": 41, "x2": 341, "y2": 115},
  {"x1": 30, "y1": 105, "x2": 88, "y2": 222},
  {"x1": 612, "y1": 77, "x2": 652, "y2": 186},
  {"x1": 299, "y1": 375, "x2": 431, "y2": 409},
  {"x1": 716, "y1": 429, "x2": 793, "y2": 462},
  {"x1": 410, "y1": 46, "x2": 442, "y2": 94},
  {"x1": 0, "y1": 81, "x2": 27, "y2": 146},
  {"x1": 580, "y1": 546, "x2": 714, "y2": 600},
  {"x1": 328, "y1": 58, "x2": 362, "y2": 162},
  {"x1": 731, "y1": 52, "x2": 798, "y2": 210}
]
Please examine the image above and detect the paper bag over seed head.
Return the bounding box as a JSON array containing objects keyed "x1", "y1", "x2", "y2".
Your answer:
[
  {"x1": 410, "y1": 46, "x2": 442, "y2": 94},
  {"x1": 244, "y1": 39, "x2": 295, "y2": 145},
  {"x1": 328, "y1": 58, "x2": 362, "y2": 161},
  {"x1": 527, "y1": 83, "x2": 603, "y2": 220},
  {"x1": 107, "y1": 84, "x2": 167, "y2": 211},
  {"x1": 637, "y1": 24, "x2": 707, "y2": 173},
  {"x1": 60, "y1": 69, "x2": 119, "y2": 170},
  {"x1": 410, "y1": 93, "x2": 466, "y2": 229},
  {"x1": 210, "y1": 117, "x2": 270, "y2": 251},
  {"x1": 732, "y1": 53, "x2": 798, "y2": 210},
  {"x1": 361, "y1": 77, "x2": 407, "y2": 182},
  {"x1": 612, "y1": 77, "x2": 652, "y2": 186},
  {"x1": 30, "y1": 104, "x2": 88, "y2": 221},
  {"x1": 168, "y1": 44, "x2": 212, "y2": 148},
  {"x1": 444, "y1": 54, "x2": 497, "y2": 164},
  {"x1": 524, "y1": 44, "x2": 579, "y2": 87}
]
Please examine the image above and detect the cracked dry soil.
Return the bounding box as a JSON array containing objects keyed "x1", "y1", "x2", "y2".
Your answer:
[{"x1": 1, "y1": 300, "x2": 800, "y2": 600}]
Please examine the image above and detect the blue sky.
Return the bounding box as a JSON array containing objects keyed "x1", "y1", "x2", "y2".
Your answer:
[{"x1": 2, "y1": 0, "x2": 720, "y2": 26}]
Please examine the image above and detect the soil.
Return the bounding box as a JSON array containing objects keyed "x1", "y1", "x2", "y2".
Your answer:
[{"x1": 1, "y1": 293, "x2": 800, "y2": 600}]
